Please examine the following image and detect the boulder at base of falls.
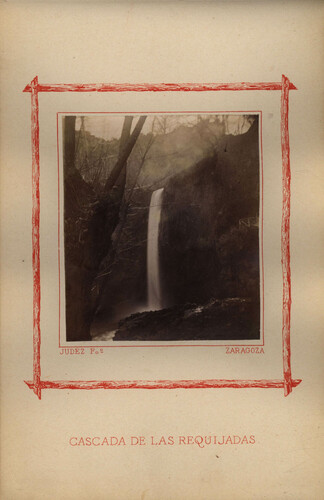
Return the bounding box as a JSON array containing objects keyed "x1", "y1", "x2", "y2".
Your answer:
[{"x1": 113, "y1": 298, "x2": 259, "y2": 341}]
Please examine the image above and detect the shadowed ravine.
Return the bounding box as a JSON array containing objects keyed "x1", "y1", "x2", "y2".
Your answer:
[{"x1": 77, "y1": 117, "x2": 260, "y2": 342}]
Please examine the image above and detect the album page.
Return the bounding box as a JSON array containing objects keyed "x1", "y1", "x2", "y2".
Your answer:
[{"x1": 1, "y1": 2, "x2": 323, "y2": 499}]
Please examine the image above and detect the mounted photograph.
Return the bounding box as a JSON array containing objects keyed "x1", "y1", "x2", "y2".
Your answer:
[{"x1": 60, "y1": 112, "x2": 262, "y2": 343}]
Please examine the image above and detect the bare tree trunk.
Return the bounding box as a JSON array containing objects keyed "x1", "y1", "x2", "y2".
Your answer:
[
  {"x1": 113, "y1": 116, "x2": 133, "y2": 200},
  {"x1": 103, "y1": 116, "x2": 146, "y2": 195},
  {"x1": 63, "y1": 116, "x2": 76, "y2": 176},
  {"x1": 64, "y1": 115, "x2": 97, "y2": 342},
  {"x1": 120, "y1": 116, "x2": 134, "y2": 152}
]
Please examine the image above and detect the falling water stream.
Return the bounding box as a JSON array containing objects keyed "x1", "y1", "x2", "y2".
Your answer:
[{"x1": 147, "y1": 188, "x2": 164, "y2": 310}]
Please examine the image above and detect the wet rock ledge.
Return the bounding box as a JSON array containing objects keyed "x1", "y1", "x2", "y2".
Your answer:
[{"x1": 113, "y1": 298, "x2": 259, "y2": 342}]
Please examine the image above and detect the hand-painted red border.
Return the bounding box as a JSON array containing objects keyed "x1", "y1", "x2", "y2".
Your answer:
[{"x1": 23, "y1": 76, "x2": 300, "y2": 398}]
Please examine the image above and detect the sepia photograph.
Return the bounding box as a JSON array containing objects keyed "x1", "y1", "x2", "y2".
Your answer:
[{"x1": 62, "y1": 113, "x2": 261, "y2": 342}]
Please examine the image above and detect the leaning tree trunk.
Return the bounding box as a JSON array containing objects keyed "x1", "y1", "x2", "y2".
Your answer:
[
  {"x1": 113, "y1": 116, "x2": 134, "y2": 202},
  {"x1": 63, "y1": 116, "x2": 76, "y2": 175},
  {"x1": 103, "y1": 116, "x2": 147, "y2": 194}
]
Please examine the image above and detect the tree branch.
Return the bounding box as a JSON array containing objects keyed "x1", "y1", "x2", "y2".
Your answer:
[{"x1": 103, "y1": 116, "x2": 147, "y2": 195}]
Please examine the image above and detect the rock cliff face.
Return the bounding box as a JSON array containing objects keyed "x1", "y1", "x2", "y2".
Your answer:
[
  {"x1": 159, "y1": 118, "x2": 260, "y2": 309},
  {"x1": 64, "y1": 169, "x2": 122, "y2": 341},
  {"x1": 90, "y1": 187, "x2": 152, "y2": 336}
]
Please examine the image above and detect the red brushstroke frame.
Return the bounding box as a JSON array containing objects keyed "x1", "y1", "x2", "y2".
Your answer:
[{"x1": 23, "y1": 76, "x2": 300, "y2": 398}]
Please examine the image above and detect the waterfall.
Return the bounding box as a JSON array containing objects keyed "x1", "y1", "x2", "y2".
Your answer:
[{"x1": 147, "y1": 188, "x2": 164, "y2": 310}]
